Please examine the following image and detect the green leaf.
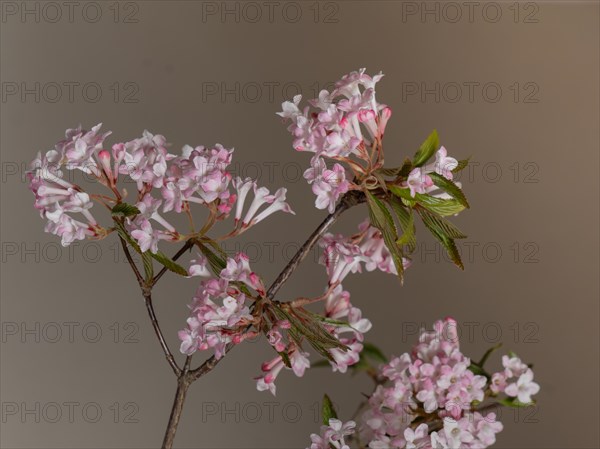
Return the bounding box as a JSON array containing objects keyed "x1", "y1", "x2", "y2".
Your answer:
[
  {"x1": 420, "y1": 197, "x2": 465, "y2": 217},
  {"x1": 322, "y1": 394, "x2": 338, "y2": 425},
  {"x1": 111, "y1": 202, "x2": 141, "y2": 218},
  {"x1": 142, "y1": 252, "x2": 154, "y2": 282},
  {"x1": 272, "y1": 306, "x2": 346, "y2": 362},
  {"x1": 365, "y1": 191, "x2": 405, "y2": 282},
  {"x1": 311, "y1": 359, "x2": 331, "y2": 368},
  {"x1": 417, "y1": 207, "x2": 466, "y2": 269},
  {"x1": 398, "y1": 158, "x2": 414, "y2": 178},
  {"x1": 151, "y1": 250, "x2": 188, "y2": 277},
  {"x1": 196, "y1": 242, "x2": 226, "y2": 276},
  {"x1": 468, "y1": 363, "x2": 488, "y2": 377},
  {"x1": 478, "y1": 343, "x2": 503, "y2": 368},
  {"x1": 114, "y1": 220, "x2": 142, "y2": 252},
  {"x1": 413, "y1": 130, "x2": 439, "y2": 167},
  {"x1": 114, "y1": 220, "x2": 189, "y2": 277},
  {"x1": 429, "y1": 172, "x2": 469, "y2": 208},
  {"x1": 417, "y1": 207, "x2": 467, "y2": 239},
  {"x1": 362, "y1": 342, "x2": 388, "y2": 363},
  {"x1": 279, "y1": 350, "x2": 292, "y2": 369},
  {"x1": 452, "y1": 157, "x2": 471, "y2": 174},
  {"x1": 390, "y1": 185, "x2": 465, "y2": 217},
  {"x1": 350, "y1": 357, "x2": 372, "y2": 375},
  {"x1": 389, "y1": 196, "x2": 417, "y2": 254},
  {"x1": 498, "y1": 397, "x2": 536, "y2": 408}
]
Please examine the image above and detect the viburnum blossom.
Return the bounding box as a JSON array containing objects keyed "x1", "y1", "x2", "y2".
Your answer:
[
  {"x1": 27, "y1": 124, "x2": 111, "y2": 246},
  {"x1": 27, "y1": 69, "x2": 532, "y2": 449},
  {"x1": 324, "y1": 285, "x2": 372, "y2": 373},
  {"x1": 490, "y1": 355, "x2": 540, "y2": 404},
  {"x1": 303, "y1": 318, "x2": 539, "y2": 449},
  {"x1": 278, "y1": 69, "x2": 392, "y2": 212},
  {"x1": 309, "y1": 419, "x2": 356, "y2": 449},
  {"x1": 177, "y1": 252, "x2": 260, "y2": 359},
  {"x1": 254, "y1": 284, "x2": 371, "y2": 395},
  {"x1": 27, "y1": 126, "x2": 294, "y2": 253},
  {"x1": 319, "y1": 219, "x2": 411, "y2": 284},
  {"x1": 401, "y1": 145, "x2": 460, "y2": 198}
]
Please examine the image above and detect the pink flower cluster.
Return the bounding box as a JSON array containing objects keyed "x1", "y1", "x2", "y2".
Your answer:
[
  {"x1": 278, "y1": 69, "x2": 461, "y2": 210},
  {"x1": 28, "y1": 126, "x2": 294, "y2": 253},
  {"x1": 361, "y1": 318, "x2": 538, "y2": 448},
  {"x1": 255, "y1": 284, "x2": 371, "y2": 395},
  {"x1": 178, "y1": 253, "x2": 264, "y2": 359},
  {"x1": 304, "y1": 318, "x2": 539, "y2": 449},
  {"x1": 278, "y1": 69, "x2": 392, "y2": 213},
  {"x1": 490, "y1": 355, "x2": 540, "y2": 404},
  {"x1": 403, "y1": 147, "x2": 459, "y2": 198},
  {"x1": 319, "y1": 220, "x2": 411, "y2": 284},
  {"x1": 309, "y1": 419, "x2": 356, "y2": 449},
  {"x1": 27, "y1": 125, "x2": 111, "y2": 246}
]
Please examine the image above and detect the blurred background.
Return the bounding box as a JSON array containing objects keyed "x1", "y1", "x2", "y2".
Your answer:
[{"x1": 1, "y1": 1, "x2": 598, "y2": 448}]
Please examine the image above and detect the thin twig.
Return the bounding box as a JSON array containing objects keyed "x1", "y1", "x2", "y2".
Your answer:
[
  {"x1": 188, "y1": 191, "x2": 366, "y2": 381},
  {"x1": 267, "y1": 190, "x2": 366, "y2": 300},
  {"x1": 119, "y1": 237, "x2": 181, "y2": 376},
  {"x1": 119, "y1": 236, "x2": 143, "y2": 286},
  {"x1": 143, "y1": 290, "x2": 182, "y2": 377},
  {"x1": 147, "y1": 190, "x2": 366, "y2": 448}
]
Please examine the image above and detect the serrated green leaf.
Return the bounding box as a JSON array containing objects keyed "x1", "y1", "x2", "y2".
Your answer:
[
  {"x1": 294, "y1": 308, "x2": 348, "y2": 350},
  {"x1": 417, "y1": 207, "x2": 466, "y2": 269},
  {"x1": 429, "y1": 172, "x2": 470, "y2": 208},
  {"x1": 350, "y1": 357, "x2": 372, "y2": 374},
  {"x1": 389, "y1": 196, "x2": 417, "y2": 254},
  {"x1": 468, "y1": 363, "x2": 488, "y2": 377},
  {"x1": 279, "y1": 350, "x2": 292, "y2": 369},
  {"x1": 142, "y1": 252, "x2": 154, "y2": 282},
  {"x1": 196, "y1": 242, "x2": 226, "y2": 276},
  {"x1": 362, "y1": 342, "x2": 388, "y2": 363},
  {"x1": 114, "y1": 219, "x2": 188, "y2": 277},
  {"x1": 311, "y1": 359, "x2": 331, "y2": 368},
  {"x1": 478, "y1": 343, "x2": 503, "y2": 368},
  {"x1": 417, "y1": 207, "x2": 467, "y2": 239},
  {"x1": 272, "y1": 305, "x2": 346, "y2": 362},
  {"x1": 322, "y1": 394, "x2": 338, "y2": 425},
  {"x1": 365, "y1": 192, "x2": 405, "y2": 282},
  {"x1": 114, "y1": 220, "x2": 142, "y2": 252},
  {"x1": 390, "y1": 185, "x2": 465, "y2": 217},
  {"x1": 111, "y1": 202, "x2": 141, "y2": 218},
  {"x1": 413, "y1": 130, "x2": 439, "y2": 167},
  {"x1": 452, "y1": 157, "x2": 471, "y2": 174},
  {"x1": 398, "y1": 158, "x2": 414, "y2": 178},
  {"x1": 498, "y1": 397, "x2": 536, "y2": 408},
  {"x1": 421, "y1": 198, "x2": 465, "y2": 217},
  {"x1": 151, "y1": 250, "x2": 188, "y2": 277}
]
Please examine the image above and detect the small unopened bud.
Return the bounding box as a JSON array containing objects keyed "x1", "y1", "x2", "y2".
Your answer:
[
  {"x1": 378, "y1": 107, "x2": 392, "y2": 136},
  {"x1": 98, "y1": 150, "x2": 114, "y2": 183}
]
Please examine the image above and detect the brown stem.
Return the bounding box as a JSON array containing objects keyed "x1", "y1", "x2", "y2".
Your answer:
[
  {"x1": 162, "y1": 373, "x2": 193, "y2": 449},
  {"x1": 119, "y1": 238, "x2": 181, "y2": 376},
  {"x1": 143, "y1": 290, "x2": 181, "y2": 377},
  {"x1": 119, "y1": 236, "x2": 143, "y2": 287},
  {"x1": 187, "y1": 190, "x2": 366, "y2": 383},
  {"x1": 123, "y1": 191, "x2": 366, "y2": 448},
  {"x1": 266, "y1": 190, "x2": 365, "y2": 300}
]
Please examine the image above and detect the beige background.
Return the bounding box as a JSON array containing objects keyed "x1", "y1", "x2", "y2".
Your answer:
[{"x1": 1, "y1": 1, "x2": 599, "y2": 448}]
